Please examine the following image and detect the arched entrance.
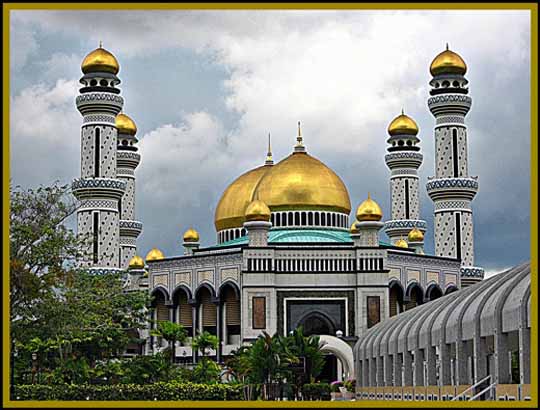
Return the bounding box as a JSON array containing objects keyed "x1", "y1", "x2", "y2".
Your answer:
[
  {"x1": 319, "y1": 335, "x2": 355, "y2": 382},
  {"x1": 298, "y1": 312, "x2": 335, "y2": 336}
]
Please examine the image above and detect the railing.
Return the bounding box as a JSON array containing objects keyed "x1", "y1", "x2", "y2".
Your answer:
[
  {"x1": 452, "y1": 375, "x2": 491, "y2": 401},
  {"x1": 469, "y1": 383, "x2": 496, "y2": 401}
]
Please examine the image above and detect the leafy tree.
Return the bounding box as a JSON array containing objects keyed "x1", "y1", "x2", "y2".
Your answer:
[
  {"x1": 9, "y1": 182, "x2": 150, "y2": 385},
  {"x1": 193, "y1": 358, "x2": 221, "y2": 384},
  {"x1": 192, "y1": 331, "x2": 218, "y2": 357},
  {"x1": 150, "y1": 321, "x2": 187, "y2": 364},
  {"x1": 284, "y1": 327, "x2": 326, "y2": 383}
]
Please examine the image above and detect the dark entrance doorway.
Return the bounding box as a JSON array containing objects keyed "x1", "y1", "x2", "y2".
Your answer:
[
  {"x1": 299, "y1": 312, "x2": 335, "y2": 336},
  {"x1": 318, "y1": 354, "x2": 337, "y2": 383}
]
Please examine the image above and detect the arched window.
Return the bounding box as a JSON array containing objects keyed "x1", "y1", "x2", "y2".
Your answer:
[
  {"x1": 315, "y1": 212, "x2": 320, "y2": 226},
  {"x1": 288, "y1": 212, "x2": 293, "y2": 226},
  {"x1": 321, "y1": 213, "x2": 326, "y2": 226},
  {"x1": 301, "y1": 212, "x2": 307, "y2": 226},
  {"x1": 308, "y1": 212, "x2": 313, "y2": 225},
  {"x1": 295, "y1": 212, "x2": 300, "y2": 226},
  {"x1": 332, "y1": 213, "x2": 336, "y2": 227}
]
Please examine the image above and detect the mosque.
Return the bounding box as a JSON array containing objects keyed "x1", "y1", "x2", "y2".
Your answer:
[{"x1": 71, "y1": 43, "x2": 531, "y2": 398}]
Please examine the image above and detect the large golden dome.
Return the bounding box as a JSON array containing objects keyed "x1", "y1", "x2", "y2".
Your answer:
[
  {"x1": 255, "y1": 152, "x2": 351, "y2": 214},
  {"x1": 81, "y1": 46, "x2": 120, "y2": 75},
  {"x1": 116, "y1": 113, "x2": 137, "y2": 135},
  {"x1": 387, "y1": 112, "x2": 419, "y2": 136},
  {"x1": 430, "y1": 46, "x2": 467, "y2": 76},
  {"x1": 214, "y1": 164, "x2": 272, "y2": 231}
]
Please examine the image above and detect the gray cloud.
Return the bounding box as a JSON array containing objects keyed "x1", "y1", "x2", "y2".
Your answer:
[{"x1": 9, "y1": 10, "x2": 531, "y2": 274}]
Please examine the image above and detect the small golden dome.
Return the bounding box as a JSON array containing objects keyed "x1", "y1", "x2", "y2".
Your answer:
[
  {"x1": 408, "y1": 227, "x2": 424, "y2": 242},
  {"x1": 430, "y1": 45, "x2": 467, "y2": 76},
  {"x1": 395, "y1": 238, "x2": 409, "y2": 248},
  {"x1": 145, "y1": 248, "x2": 165, "y2": 262},
  {"x1": 81, "y1": 46, "x2": 120, "y2": 75},
  {"x1": 116, "y1": 113, "x2": 137, "y2": 135},
  {"x1": 245, "y1": 199, "x2": 271, "y2": 222},
  {"x1": 183, "y1": 228, "x2": 200, "y2": 243},
  {"x1": 387, "y1": 112, "x2": 419, "y2": 136},
  {"x1": 128, "y1": 255, "x2": 145, "y2": 269},
  {"x1": 350, "y1": 220, "x2": 360, "y2": 234},
  {"x1": 356, "y1": 193, "x2": 383, "y2": 222}
]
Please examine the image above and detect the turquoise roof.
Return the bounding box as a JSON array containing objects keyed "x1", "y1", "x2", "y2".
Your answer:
[{"x1": 215, "y1": 228, "x2": 391, "y2": 247}]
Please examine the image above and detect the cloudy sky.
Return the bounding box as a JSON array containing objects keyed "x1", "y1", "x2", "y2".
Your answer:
[{"x1": 9, "y1": 9, "x2": 531, "y2": 276}]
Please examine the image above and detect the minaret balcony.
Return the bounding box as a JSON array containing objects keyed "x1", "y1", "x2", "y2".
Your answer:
[
  {"x1": 119, "y1": 220, "x2": 143, "y2": 237},
  {"x1": 385, "y1": 152, "x2": 423, "y2": 169},
  {"x1": 460, "y1": 266, "x2": 485, "y2": 279},
  {"x1": 117, "y1": 151, "x2": 141, "y2": 168},
  {"x1": 427, "y1": 93, "x2": 471, "y2": 116},
  {"x1": 384, "y1": 219, "x2": 427, "y2": 239},
  {"x1": 72, "y1": 177, "x2": 126, "y2": 200},
  {"x1": 76, "y1": 92, "x2": 124, "y2": 115},
  {"x1": 426, "y1": 176, "x2": 478, "y2": 201}
]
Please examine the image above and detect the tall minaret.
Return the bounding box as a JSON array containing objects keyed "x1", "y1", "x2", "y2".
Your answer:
[
  {"x1": 425, "y1": 45, "x2": 484, "y2": 286},
  {"x1": 116, "y1": 113, "x2": 143, "y2": 269},
  {"x1": 72, "y1": 44, "x2": 125, "y2": 274},
  {"x1": 384, "y1": 110, "x2": 427, "y2": 244}
]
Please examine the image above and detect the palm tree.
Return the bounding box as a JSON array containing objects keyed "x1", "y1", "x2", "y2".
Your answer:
[
  {"x1": 150, "y1": 321, "x2": 187, "y2": 364},
  {"x1": 191, "y1": 330, "x2": 218, "y2": 357}
]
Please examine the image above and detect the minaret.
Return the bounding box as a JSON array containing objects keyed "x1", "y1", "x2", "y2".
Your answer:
[
  {"x1": 244, "y1": 199, "x2": 272, "y2": 247},
  {"x1": 353, "y1": 194, "x2": 384, "y2": 247},
  {"x1": 116, "y1": 113, "x2": 143, "y2": 269},
  {"x1": 72, "y1": 44, "x2": 126, "y2": 274},
  {"x1": 384, "y1": 110, "x2": 427, "y2": 244},
  {"x1": 183, "y1": 228, "x2": 200, "y2": 255},
  {"x1": 426, "y1": 45, "x2": 484, "y2": 286}
]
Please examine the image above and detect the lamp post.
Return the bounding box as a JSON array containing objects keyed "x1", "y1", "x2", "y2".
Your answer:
[{"x1": 31, "y1": 352, "x2": 38, "y2": 385}]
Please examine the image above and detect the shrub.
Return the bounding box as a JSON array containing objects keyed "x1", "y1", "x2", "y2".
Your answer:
[
  {"x1": 12, "y1": 382, "x2": 243, "y2": 401},
  {"x1": 330, "y1": 380, "x2": 343, "y2": 392},
  {"x1": 343, "y1": 379, "x2": 356, "y2": 392},
  {"x1": 302, "y1": 382, "x2": 331, "y2": 401}
]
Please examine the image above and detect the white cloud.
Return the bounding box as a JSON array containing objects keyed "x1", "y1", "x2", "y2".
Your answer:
[{"x1": 10, "y1": 20, "x2": 38, "y2": 68}]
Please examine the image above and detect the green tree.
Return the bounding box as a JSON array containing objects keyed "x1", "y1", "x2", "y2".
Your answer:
[
  {"x1": 150, "y1": 321, "x2": 187, "y2": 364},
  {"x1": 9, "y1": 182, "x2": 150, "y2": 385},
  {"x1": 192, "y1": 331, "x2": 218, "y2": 357},
  {"x1": 284, "y1": 327, "x2": 326, "y2": 383}
]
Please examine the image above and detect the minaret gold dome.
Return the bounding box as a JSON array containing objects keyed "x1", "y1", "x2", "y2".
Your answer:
[
  {"x1": 350, "y1": 220, "x2": 360, "y2": 234},
  {"x1": 356, "y1": 193, "x2": 383, "y2": 222},
  {"x1": 395, "y1": 238, "x2": 409, "y2": 248},
  {"x1": 430, "y1": 45, "x2": 467, "y2": 76},
  {"x1": 183, "y1": 228, "x2": 200, "y2": 243},
  {"x1": 408, "y1": 227, "x2": 424, "y2": 242},
  {"x1": 81, "y1": 45, "x2": 120, "y2": 75},
  {"x1": 387, "y1": 111, "x2": 419, "y2": 136},
  {"x1": 128, "y1": 255, "x2": 144, "y2": 269},
  {"x1": 116, "y1": 113, "x2": 137, "y2": 135},
  {"x1": 145, "y1": 248, "x2": 165, "y2": 261},
  {"x1": 244, "y1": 199, "x2": 271, "y2": 222}
]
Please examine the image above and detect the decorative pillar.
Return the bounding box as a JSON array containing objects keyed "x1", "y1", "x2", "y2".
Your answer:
[
  {"x1": 407, "y1": 228, "x2": 425, "y2": 254},
  {"x1": 384, "y1": 110, "x2": 427, "y2": 244},
  {"x1": 189, "y1": 298, "x2": 198, "y2": 364},
  {"x1": 243, "y1": 200, "x2": 272, "y2": 247},
  {"x1": 182, "y1": 228, "x2": 200, "y2": 255},
  {"x1": 213, "y1": 297, "x2": 221, "y2": 363},
  {"x1": 354, "y1": 194, "x2": 384, "y2": 247},
  {"x1": 426, "y1": 45, "x2": 484, "y2": 286},
  {"x1": 116, "y1": 113, "x2": 143, "y2": 269},
  {"x1": 73, "y1": 45, "x2": 125, "y2": 274}
]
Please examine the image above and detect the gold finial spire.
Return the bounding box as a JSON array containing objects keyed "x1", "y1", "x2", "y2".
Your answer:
[
  {"x1": 401, "y1": 107, "x2": 404, "y2": 115},
  {"x1": 265, "y1": 133, "x2": 274, "y2": 165},
  {"x1": 367, "y1": 192, "x2": 371, "y2": 199},
  {"x1": 99, "y1": 40, "x2": 103, "y2": 48},
  {"x1": 446, "y1": 42, "x2": 449, "y2": 50},
  {"x1": 295, "y1": 121, "x2": 305, "y2": 152}
]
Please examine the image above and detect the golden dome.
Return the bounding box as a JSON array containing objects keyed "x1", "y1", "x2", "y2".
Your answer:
[
  {"x1": 145, "y1": 248, "x2": 165, "y2": 262},
  {"x1": 183, "y1": 228, "x2": 200, "y2": 243},
  {"x1": 255, "y1": 152, "x2": 351, "y2": 213},
  {"x1": 245, "y1": 199, "x2": 271, "y2": 222},
  {"x1": 430, "y1": 46, "x2": 467, "y2": 76},
  {"x1": 387, "y1": 112, "x2": 419, "y2": 136},
  {"x1": 215, "y1": 164, "x2": 272, "y2": 231},
  {"x1": 128, "y1": 255, "x2": 144, "y2": 269},
  {"x1": 350, "y1": 220, "x2": 360, "y2": 234},
  {"x1": 395, "y1": 238, "x2": 409, "y2": 248},
  {"x1": 116, "y1": 113, "x2": 137, "y2": 135},
  {"x1": 356, "y1": 193, "x2": 383, "y2": 222},
  {"x1": 81, "y1": 46, "x2": 120, "y2": 75},
  {"x1": 408, "y1": 227, "x2": 424, "y2": 242}
]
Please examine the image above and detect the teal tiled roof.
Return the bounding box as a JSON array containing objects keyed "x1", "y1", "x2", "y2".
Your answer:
[{"x1": 215, "y1": 228, "x2": 391, "y2": 247}]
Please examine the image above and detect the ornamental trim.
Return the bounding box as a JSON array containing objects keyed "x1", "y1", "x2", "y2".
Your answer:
[
  {"x1": 460, "y1": 266, "x2": 485, "y2": 278},
  {"x1": 384, "y1": 220, "x2": 427, "y2": 230},
  {"x1": 385, "y1": 152, "x2": 423, "y2": 161},
  {"x1": 76, "y1": 93, "x2": 124, "y2": 104},
  {"x1": 119, "y1": 220, "x2": 143, "y2": 230},
  {"x1": 426, "y1": 177, "x2": 478, "y2": 191},
  {"x1": 428, "y1": 94, "x2": 472, "y2": 105},
  {"x1": 72, "y1": 177, "x2": 126, "y2": 191}
]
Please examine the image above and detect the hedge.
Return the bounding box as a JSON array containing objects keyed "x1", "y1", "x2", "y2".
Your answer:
[
  {"x1": 12, "y1": 382, "x2": 244, "y2": 401},
  {"x1": 302, "y1": 383, "x2": 331, "y2": 401}
]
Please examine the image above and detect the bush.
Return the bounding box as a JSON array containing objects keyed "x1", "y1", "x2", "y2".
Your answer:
[
  {"x1": 12, "y1": 382, "x2": 243, "y2": 401},
  {"x1": 343, "y1": 379, "x2": 356, "y2": 392},
  {"x1": 330, "y1": 380, "x2": 343, "y2": 392},
  {"x1": 302, "y1": 383, "x2": 331, "y2": 401}
]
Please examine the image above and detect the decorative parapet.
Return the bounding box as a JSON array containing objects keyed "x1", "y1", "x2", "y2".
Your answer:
[
  {"x1": 460, "y1": 266, "x2": 485, "y2": 279},
  {"x1": 384, "y1": 219, "x2": 427, "y2": 231},
  {"x1": 119, "y1": 220, "x2": 143, "y2": 237},
  {"x1": 76, "y1": 92, "x2": 124, "y2": 112},
  {"x1": 426, "y1": 177, "x2": 478, "y2": 201},
  {"x1": 72, "y1": 177, "x2": 126, "y2": 200},
  {"x1": 427, "y1": 93, "x2": 472, "y2": 116},
  {"x1": 88, "y1": 267, "x2": 126, "y2": 275},
  {"x1": 117, "y1": 151, "x2": 141, "y2": 168},
  {"x1": 385, "y1": 152, "x2": 423, "y2": 169}
]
